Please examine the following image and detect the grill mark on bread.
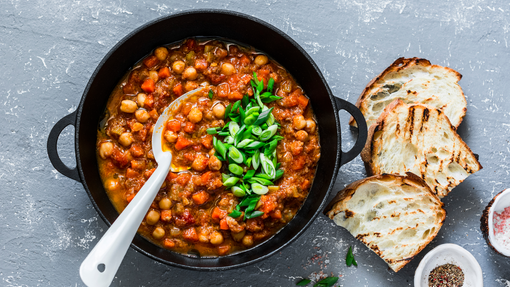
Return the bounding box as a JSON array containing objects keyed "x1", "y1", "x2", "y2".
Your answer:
[{"x1": 344, "y1": 210, "x2": 355, "y2": 218}]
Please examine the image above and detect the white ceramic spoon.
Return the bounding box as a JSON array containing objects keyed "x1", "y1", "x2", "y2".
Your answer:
[{"x1": 79, "y1": 87, "x2": 205, "y2": 287}]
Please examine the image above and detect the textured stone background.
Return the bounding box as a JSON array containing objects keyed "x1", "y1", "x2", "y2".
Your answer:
[{"x1": 1, "y1": 0, "x2": 510, "y2": 286}]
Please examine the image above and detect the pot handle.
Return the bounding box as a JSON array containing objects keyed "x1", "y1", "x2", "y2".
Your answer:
[
  {"x1": 47, "y1": 111, "x2": 81, "y2": 182},
  {"x1": 333, "y1": 97, "x2": 368, "y2": 165}
]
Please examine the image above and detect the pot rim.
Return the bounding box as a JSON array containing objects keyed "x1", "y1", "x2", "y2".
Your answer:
[
  {"x1": 488, "y1": 188, "x2": 510, "y2": 257},
  {"x1": 73, "y1": 9, "x2": 344, "y2": 270}
]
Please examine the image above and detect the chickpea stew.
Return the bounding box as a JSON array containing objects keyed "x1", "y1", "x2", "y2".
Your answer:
[{"x1": 97, "y1": 39, "x2": 320, "y2": 256}]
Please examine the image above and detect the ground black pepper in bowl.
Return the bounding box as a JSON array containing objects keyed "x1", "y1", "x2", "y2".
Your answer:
[{"x1": 428, "y1": 263, "x2": 464, "y2": 287}]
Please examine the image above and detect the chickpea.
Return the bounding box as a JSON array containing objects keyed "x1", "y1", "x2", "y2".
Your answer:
[
  {"x1": 295, "y1": 130, "x2": 309, "y2": 141},
  {"x1": 99, "y1": 142, "x2": 114, "y2": 159},
  {"x1": 210, "y1": 231, "x2": 224, "y2": 245},
  {"x1": 149, "y1": 70, "x2": 159, "y2": 83},
  {"x1": 191, "y1": 154, "x2": 208, "y2": 172},
  {"x1": 188, "y1": 107, "x2": 203, "y2": 123},
  {"x1": 164, "y1": 130, "x2": 178, "y2": 143},
  {"x1": 170, "y1": 227, "x2": 181, "y2": 237},
  {"x1": 154, "y1": 47, "x2": 169, "y2": 61},
  {"x1": 305, "y1": 119, "x2": 316, "y2": 133},
  {"x1": 146, "y1": 210, "x2": 160, "y2": 225},
  {"x1": 152, "y1": 227, "x2": 165, "y2": 239},
  {"x1": 172, "y1": 60, "x2": 186, "y2": 74},
  {"x1": 120, "y1": 100, "x2": 137, "y2": 113},
  {"x1": 105, "y1": 178, "x2": 119, "y2": 191},
  {"x1": 137, "y1": 93, "x2": 146, "y2": 107},
  {"x1": 184, "y1": 81, "x2": 198, "y2": 92},
  {"x1": 182, "y1": 67, "x2": 197, "y2": 80},
  {"x1": 159, "y1": 197, "x2": 172, "y2": 210},
  {"x1": 221, "y1": 63, "x2": 235, "y2": 76},
  {"x1": 209, "y1": 148, "x2": 216, "y2": 157},
  {"x1": 199, "y1": 233, "x2": 210, "y2": 243},
  {"x1": 242, "y1": 235, "x2": 254, "y2": 247},
  {"x1": 132, "y1": 122, "x2": 144, "y2": 132},
  {"x1": 293, "y1": 114, "x2": 306, "y2": 130},
  {"x1": 208, "y1": 155, "x2": 222, "y2": 171},
  {"x1": 212, "y1": 103, "x2": 225, "y2": 119},
  {"x1": 135, "y1": 109, "x2": 150, "y2": 123},
  {"x1": 254, "y1": 55, "x2": 268, "y2": 66},
  {"x1": 118, "y1": 132, "x2": 133, "y2": 147}
]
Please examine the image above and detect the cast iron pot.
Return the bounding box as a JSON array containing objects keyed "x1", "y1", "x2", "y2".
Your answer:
[{"x1": 47, "y1": 10, "x2": 367, "y2": 270}]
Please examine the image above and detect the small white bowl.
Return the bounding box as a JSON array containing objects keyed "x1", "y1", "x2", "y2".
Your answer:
[
  {"x1": 414, "y1": 243, "x2": 483, "y2": 287},
  {"x1": 484, "y1": 188, "x2": 510, "y2": 257}
]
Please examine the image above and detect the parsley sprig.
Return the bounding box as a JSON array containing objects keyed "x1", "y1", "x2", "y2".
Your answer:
[{"x1": 210, "y1": 72, "x2": 283, "y2": 220}]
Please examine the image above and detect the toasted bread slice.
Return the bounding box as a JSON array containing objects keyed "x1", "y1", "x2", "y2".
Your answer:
[
  {"x1": 349, "y1": 57, "x2": 467, "y2": 128},
  {"x1": 361, "y1": 100, "x2": 482, "y2": 198},
  {"x1": 325, "y1": 173, "x2": 446, "y2": 272}
]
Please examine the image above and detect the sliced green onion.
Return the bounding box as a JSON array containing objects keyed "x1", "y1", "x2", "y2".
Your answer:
[
  {"x1": 245, "y1": 106, "x2": 260, "y2": 116},
  {"x1": 245, "y1": 210, "x2": 264, "y2": 220},
  {"x1": 229, "y1": 164, "x2": 244, "y2": 175},
  {"x1": 245, "y1": 157, "x2": 252, "y2": 168},
  {"x1": 241, "y1": 94, "x2": 250, "y2": 108},
  {"x1": 243, "y1": 169, "x2": 256, "y2": 180},
  {"x1": 231, "y1": 100, "x2": 241, "y2": 115},
  {"x1": 207, "y1": 127, "x2": 218, "y2": 135},
  {"x1": 229, "y1": 209, "x2": 242, "y2": 218},
  {"x1": 232, "y1": 186, "x2": 246, "y2": 197},
  {"x1": 208, "y1": 89, "x2": 213, "y2": 99},
  {"x1": 266, "y1": 112, "x2": 275, "y2": 126},
  {"x1": 234, "y1": 125, "x2": 246, "y2": 146},
  {"x1": 267, "y1": 78, "x2": 275, "y2": 93},
  {"x1": 253, "y1": 107, "x2": 274, "y2": 126},
  {"x1": 259, "y1": 125, "x2": 278, "y2": 141},
  {"x1": 228, "y1": 147, "x2": 243, "y2": 164},
  {"x1": 222, "y1": 173, "x2": 230, "y2": 182},
  {"x1": 224, "y1": 103, "x2": 232, "y2": 118},
  {"x1": 243, "y1": 114, "x2": 257, "y2": 125},
  {"x1": 237, "y1": 139, "x2": 254, "y2": 148},
  {"x1": 249, "y1": 177, "x2": 274, "y2": 186},
  {"x1": 264, "y1": 139, "x2": 278, "y2": 156},
  {"x1": 260, "y1": 153, "x2": 276, "y2": 178},
  {"x1": 223, "y1": 177, "x2": 239, "y2": 187},
  {"x1": 252, "y1": 126, "x2": 262, "y2": 136},
  {"x1": 218, "y1": 131, "x2": 229, "y2": 137},
  {"x1": 252, "y1": 150, "x2": 260, "y2": 170},
  {"x1": 246, "y1": 141, "x2": 265, "y2": 149},
  {"x1": 229, "y1": 121, "x2": 240, "y2": 136},
  {"x1": 224, "y1": 136, "x2": 234, "y2": 144},
  {"x1": 275, "y1": 169, "x2": 284, "y2": 180},
  {"x1": 252, "y1": 183, "x2": 269, "y2": 195},
  {"x1": 213, "y1": 137, "x2": 227, "y2": 159}
]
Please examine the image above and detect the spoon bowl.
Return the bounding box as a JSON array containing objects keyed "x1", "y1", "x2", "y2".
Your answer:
[{"x1": 79, "y1": 87, "x2": 204, "y2": 287}]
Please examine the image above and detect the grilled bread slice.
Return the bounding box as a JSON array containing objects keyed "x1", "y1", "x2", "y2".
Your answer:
[
  {"x1": 324, "y1": 173, "x2": 446, "y2": 272},
  {"x1": 349, "y1": 57, "x2": 467, "y2": 128},
  {"x1": 361, "y1": 99, "x2": 482, "y2": 198}
]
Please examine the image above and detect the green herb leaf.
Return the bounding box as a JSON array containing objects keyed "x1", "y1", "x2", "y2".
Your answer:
[
  {"x1": 208, "y1": 89, "x2": 213, "y2": 99},
  {"x1": 296, "y1": 279, "x2": 311, "y2": 286},
  {"x1": 346, "y1": 246, "x2": 357, "y2": 267},
  {"x1": 314, "y1": 277, "x2": 338, "y2": 287}
]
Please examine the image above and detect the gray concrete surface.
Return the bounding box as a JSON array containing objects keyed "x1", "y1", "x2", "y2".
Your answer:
[{"x1": 1, "y1": 0, "x2": 510, "y2": 286}]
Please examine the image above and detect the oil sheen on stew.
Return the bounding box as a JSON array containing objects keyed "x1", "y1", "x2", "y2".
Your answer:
[{"x1": 97, "y1": 39, "x2": 320, "y2": 256}]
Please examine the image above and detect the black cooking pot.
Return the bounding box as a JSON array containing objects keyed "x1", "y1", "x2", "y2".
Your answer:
[{"x1": 47, "y1": 10, "x2": 367, "y2": 270}]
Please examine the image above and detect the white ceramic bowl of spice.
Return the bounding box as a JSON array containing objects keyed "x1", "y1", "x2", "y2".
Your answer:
[
  {"x1": 481, "y1": 188, "x2": 510, "y2": 257},
  {"x1": 414, "y1": 243, "x2": 483, "y2": 287}
]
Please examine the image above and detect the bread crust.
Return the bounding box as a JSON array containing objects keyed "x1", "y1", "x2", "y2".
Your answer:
[
  {"x1": 349, "y1": 57, "x2": 466, "y2": 128},
  {"x1": 324, "y1": 173, "x2": 446, "y2": 272},
  {"x1": 361, "y1": 99, "x2": 482, "y2": 198}
]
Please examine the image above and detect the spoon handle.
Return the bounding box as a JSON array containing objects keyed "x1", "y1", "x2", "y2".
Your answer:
[{"x1": 79, "y1": 153, "x2": 171, "y2": 287}]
